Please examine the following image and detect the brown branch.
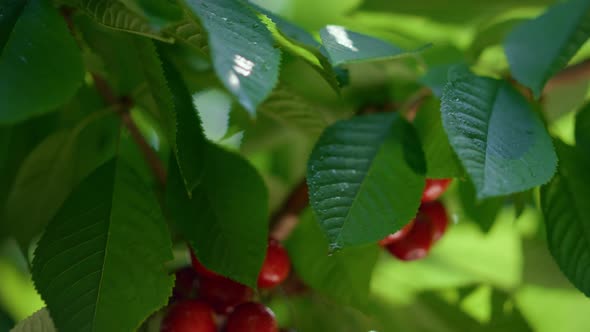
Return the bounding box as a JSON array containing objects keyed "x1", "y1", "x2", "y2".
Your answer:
[
  {"x1": 544, "y1": 58, "x2": 590, "y2": 93},
  {"x1": 61, "y1": 7, "x2": 167, "y2": 188},
  {"x1": 270, "y1": 180, "x2": 308, "y2": 241}
]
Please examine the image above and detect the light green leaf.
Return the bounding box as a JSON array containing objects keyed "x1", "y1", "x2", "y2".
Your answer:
[
  {"x1": 541, "y1": 140, "x2": 590, "y2": 296},
  {"x1": 441, "y1": 66, "x2": 557, "y2": 199},
  {"x1": 258, "y1": 87, "x2": 328, "y2": 137},
  {"x1": 285, "y1": 209, "x2": 379, "y2": 306},
  {"x1": 504, "y1": 0, "x2": 590, "y2": 97},
  {"x1": 413, "y1": 98, "x2": 462, "y2": 178},
  {"x1": 575, "y1": 102, "x2": 590, "y2": 152},
  {"x1": 359, "y1": 0, "x2": 554, "y2": 24},
  {"x1": 307, "y1": 113, "x2": 426, "y2": 250},
  {"x1": 32, "y1": 150, "x2": 174, "y2": 331},
  {"x1": 9, "y1": 308, "x2": 55, "y2": 332},
  {"x1": 1, "y1": 112, "x2": 118, "y2": 246},
  {"x1": 166, "y1": 144, "x2": 268, "y2": 288},
  {"x1": 184, "y1": 0, "x2": 281, "y2": 114},
  {"x1": 80, "y1": 0, "x2": 173, "y2": 42},
  {"x1": 164, "y1": 19, "x2": 208, "y2": 55},
  {"x1": 319, "y1": 25, "x2": 428, "y2": 66},
  {"x1": 0, "y1": 0, "x2": 84, "y2": 124}
]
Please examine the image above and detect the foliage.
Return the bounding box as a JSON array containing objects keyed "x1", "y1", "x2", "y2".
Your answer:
[{"x1": 1, "y1": 0, "x2": 590, "y2": 331}]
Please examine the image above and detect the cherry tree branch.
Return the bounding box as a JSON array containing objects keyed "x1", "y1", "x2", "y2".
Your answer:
[{"x1": 61, "y1": 7, "x2": 167, "y2": 188}]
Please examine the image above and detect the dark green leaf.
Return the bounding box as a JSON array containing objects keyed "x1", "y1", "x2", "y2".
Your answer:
[
  {"x1": 0, "y1": 308, "x2": 14, "y2": 331},
  {"x1": 32, "y1": 143, "x2": 174, "y2": 332},
  {"x1": 576, "y1": 102, "x2": 590, "y2": 152},
  {"x1": 9, "y1": 308, "x2": 55, "y2": 332},
  {"x1": 80, "y1": 0, "x2": 173, "y2": 42},
  {"x1": 0, "y1": 0, "x2": 84, "y2": 124},
  {"x1": 184, "y1": 0, "x2": 281, "y2": 114},
  {"x1": 307, "y1": 113, "x2": 426, "y2": 250},
  {"x1": 541, "y1": 140, "x2": 590, "y2": 296},
  {"x1": 504, "y1": 0, "x2": 590, "y2": 97},
  {"x1": 1, "y1": 112, "x2": 118, "y2": 246},
  {"x1": 285, "y1": 209, "x2": 379, "y2": 306},
  {"x1": 0, "y1": 0, "x2": 25, "y2": 51},
  {"x1": 160, "y1": 54, "x2": 208, "y2": 193},
  {"x1": 441, "y1": 66, "x2": 557, "y2": 199},
  {"x1": 413, "y1": 98, "x2": 462, "y2": 178},
  {"x1": 420, "y1": 45, "x2": 465, "y2": 97},
  {"x1": 458, "y1": 179, "x2": 504, "y2": 233},
  {"x1": 166, "y1": 144, "x2": 268, "y2": 288},
  {"x1": 163, "y1": 19, "x2": 208, "y2": 55},
  {"x1": 119, "y1": 0, "x2": 183, "y2": 28},
  {"x1": 320, "y1": 25, "x2": 427, "y2": 66}
]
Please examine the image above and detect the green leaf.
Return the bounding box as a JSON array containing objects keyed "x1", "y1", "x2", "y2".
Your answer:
[
  {"x1": 307, "y1": 113, "x2": 426, "y2": 250},
  {"x1": 319, "y1": 25, "x2": 427, "y2": 66},
  {"x1": 504, "y1": 0, "x2": 590, "y2": 97},
  {"x1": 184, "y1": 0, "x2": 281, "y2": 114},
  {"x1": 0, "y1": 0, "x2": 26, "y2": 50},
  {"x1": 258, "y1": 87, "x2": 328, "y2": 137},
  {"x1": 246, "y1": 2, "x2": 344, "y2": 91},
  {"x1": 166, "y1": 144, "x2": 269, "y2": 288},
  {"x1": 164, "y1": 19, "x2": 208, "y2": 55},
  {"x1": 575, "y1": 102, "x2": 590, "y2": 152},
  {"x1": 80, "y1": 0, "x2": 173, "y2": 42},
  {"x1": 32, "y1": 150, "x2": 174, "y2": 331},
  {"x1": 441, "y1": 66, "x2": 557, "y2": 199},
  {"x1": 413, "y1": 98, "x2": 462, "y2": 178},
  {"x1": 119, "y1": 0, "x2": 183, "y2": 28},
  {"x1": 468, "y1": 18, "x2": 525, "y2": 61},
  {"x1": 458, "y1": 179, "x2": 504, "y2": 233},
  {"x1": 160, "y1": 53, "x2": 208, "y2": 194},
  {"x1": 285, "y1": 209, "x2": 379, "y2": 306},
  {"x1": 9, "y1": 308, "x2": 55, "y2": 332},
  {"x1": 541, "y1": 140, "x2": 590, "y2": 297},
  {"x1": 1, "y1": 112, "x2": 118, "y2": 246},
  {"x1": 0, "y1": 0, "x2": 84, "y2": 124}
]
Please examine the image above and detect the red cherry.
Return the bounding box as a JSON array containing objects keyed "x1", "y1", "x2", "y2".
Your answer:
[
  {"x1": 258, "y1": 239, "x2": 291, "y2": 289},
  {"x1": 161, "y1": 300, "x2": 216, "y2": 332},
  {"x1": 421, "y1": 178, "x2": 452, "y2": 202},
  {"x1": 171, "y1": 267, "x2": 199, "y2": 302},
  {"x1": 378, "y1": 220, "x2": 415, "y2": 247},
  {"x1": 386, "y1": 215, "x2": 435, "y2": 261},
  {"x1": 198, "y1": 276, "x2": 253, "y2": 314},
  {"x1": 190, "y1": 249, "x2": 220, "y2": 279},
  {"x1": 225, "y1": 302, "x2": 278, "y2": 332},
  {"x1": 420, "y1": 200, "x2": 449, "y2": 241}
]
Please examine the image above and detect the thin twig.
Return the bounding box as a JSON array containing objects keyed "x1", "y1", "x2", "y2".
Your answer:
[{"x1": 61, "y1": 7, "x2": 167, "y2": 188}]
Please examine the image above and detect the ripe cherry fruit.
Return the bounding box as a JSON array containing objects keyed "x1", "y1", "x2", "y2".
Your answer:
[
  {"x1": 378, "y1": 220, "x2": 415, "y2": 247},
  {"x1": 258, "y1": 239, "x2": 291, "y2": 289},
  {"x1": 198, "y1": 276, "x2": 253, "y2": 314},
  {"x1": 421, "y1": 178, "x2": 452, "y2": 202},
  {"x1": 161, "y1": 300, "x2": 216, "y2": 332},
  {"x1": 420, "y1": 200, "x2": 449, "y2": 241},
  {"x1": 386, "y1": 215, "x2": 435, "y2": 261},
  {"x1": 190, "y1": 249, "x2": 220, "y2": 279},
  {"x1": 225, "y1": 302, "x2": 279, "y2": 332}
]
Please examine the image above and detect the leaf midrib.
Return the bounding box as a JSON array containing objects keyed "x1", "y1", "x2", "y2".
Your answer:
[
  {"x1": 480, "y1": 81, "x2": 502, "y2": 198},
  {"x1": 334, "y1": 118, "x2": 395, "y2": 248}
]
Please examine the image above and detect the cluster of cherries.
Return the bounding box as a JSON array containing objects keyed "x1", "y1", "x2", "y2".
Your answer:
[
  {"x1": 162, "y1": 239, "x2": 291, "y2": 332},
  {"x1": 379, "y1": 179, "x2": 452, "y2": 261}
]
